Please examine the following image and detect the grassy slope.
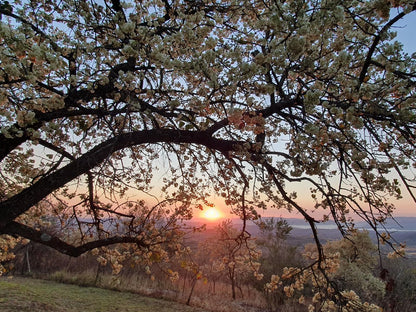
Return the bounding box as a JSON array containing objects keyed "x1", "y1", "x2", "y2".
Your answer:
[{"x1": 0, "y1": 277, "x2": 209, "y2": 312}]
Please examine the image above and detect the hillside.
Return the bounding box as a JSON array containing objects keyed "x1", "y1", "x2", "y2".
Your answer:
[{"x1": 0, "y1": 277, "x2": 209, "y2": 312}]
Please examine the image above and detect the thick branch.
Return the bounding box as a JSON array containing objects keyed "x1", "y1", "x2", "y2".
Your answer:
[
  {"x1": 0, "y1": 59, "x2": 152, "y2": 161},
  {"x1": 0, "y1": 107, "x2": 124, "y2": 161},
  {"x1": 0, "y1": 129, "x2": 244, "y2": 227},
  {"x1": 1, "y1": 221, "x2": 147, "y2": 257}
]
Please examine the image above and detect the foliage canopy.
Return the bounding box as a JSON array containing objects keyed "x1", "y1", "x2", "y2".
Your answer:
[{"x1": 0, "y1": 0, "x2": 415, "y2": 264}]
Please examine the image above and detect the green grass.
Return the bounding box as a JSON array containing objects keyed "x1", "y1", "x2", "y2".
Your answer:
[{"x1": 0, "y1": 277, "x2": 209, "y2": 312}]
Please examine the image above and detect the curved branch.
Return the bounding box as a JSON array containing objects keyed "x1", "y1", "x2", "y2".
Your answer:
[
  {"x1": 0, "y1": 129, "x2": 247, "y2": 228},
  {"x1": 357, "y1": 6, "x2": 416, "y2": 90},
  {"x1": 261, "y1": 160, "x2": 324, "y2": 261},
  {"x1": 1, "y1": 221, "x2": 148, "y2": 257}
]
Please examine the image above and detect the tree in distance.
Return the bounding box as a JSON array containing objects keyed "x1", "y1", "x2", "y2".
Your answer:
[{"x1": 0, "y1": 0, "x2": 415, "y2": 308}]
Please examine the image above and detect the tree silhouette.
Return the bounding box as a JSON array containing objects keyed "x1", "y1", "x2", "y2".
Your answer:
[{"x1": 0, "y1": 0, "x2": 415, "y2": 266}]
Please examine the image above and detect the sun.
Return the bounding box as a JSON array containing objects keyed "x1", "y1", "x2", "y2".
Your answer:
[{"x1": 202, "y1": 207, "x2": 222, "y2": 221}]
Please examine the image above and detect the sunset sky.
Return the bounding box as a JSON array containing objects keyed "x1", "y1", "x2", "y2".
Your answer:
[
  {"x1": 196, "y1": 11, "x2": 416, "y2": 221},
  {"x1": 147, "y1": 10, "x2": 416, "y2": 223},
  {"x1": 26, "y1": 7, "x2": 416, "y2": 222}
]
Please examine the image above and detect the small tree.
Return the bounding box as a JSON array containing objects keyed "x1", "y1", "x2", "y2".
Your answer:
[
  {"x1": 253, "y1": 218, "x2": 302, "y2": 309},
  {"x1": 322, "y1": 231, "x2": 386, "y2": 305},
  {"x1": 264, "y1": 231, "x2": 384, "y2": 311},
  {"x1": 203, "y1": 220, "x2": 262, "y2": 300}
]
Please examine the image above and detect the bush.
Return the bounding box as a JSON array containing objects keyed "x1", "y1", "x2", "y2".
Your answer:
[
  {"x1": 323, "y1": 231, "x2": 386, "y2": 305},
  {"x1": 381, "y1": 257, "x2": 416, "y2": 312}
]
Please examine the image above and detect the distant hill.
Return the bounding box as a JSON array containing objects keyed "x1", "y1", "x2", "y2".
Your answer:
[{"x1": 188, "y1": 217, "x2": 416, "y2": 256}]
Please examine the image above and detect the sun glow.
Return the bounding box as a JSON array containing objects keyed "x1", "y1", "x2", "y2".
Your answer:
[{"x1": 202, "y1": 207, "x2": 222, "y2": 221}]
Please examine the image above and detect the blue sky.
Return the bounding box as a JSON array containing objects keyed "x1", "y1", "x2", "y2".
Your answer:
[{"x1": 393, "y1": 10, "x2": 416, "y2": 54}]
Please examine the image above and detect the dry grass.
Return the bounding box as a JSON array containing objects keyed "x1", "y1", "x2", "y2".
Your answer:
[
  {"x1": 0, "y1": 276, "x2": 210, "y2": 312},
  {"x1": 43, "y1": 269, "x2": 306, "y2": 312},
  {"x1": 45, "y1": 270, "x2": 267, "y2": 312}
]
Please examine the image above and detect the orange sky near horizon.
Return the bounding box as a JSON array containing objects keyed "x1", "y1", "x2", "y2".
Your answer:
[{"x1": 194, "y1": 191, "x2": 416, "y2": 223}]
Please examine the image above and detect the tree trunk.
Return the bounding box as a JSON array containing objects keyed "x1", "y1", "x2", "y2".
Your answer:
[
  {"x1": 229, "y1": 267, "x2": 236, "y2": 300},
  {"x1": 25, "y1": 245, "x2": 31, "y2": 274},
  {"x1": 94, "y1": 263, "x2": 102, "y2": 286},
  {"x1": 186, "y1": 278, "x2": 197, "y2": 305}
]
